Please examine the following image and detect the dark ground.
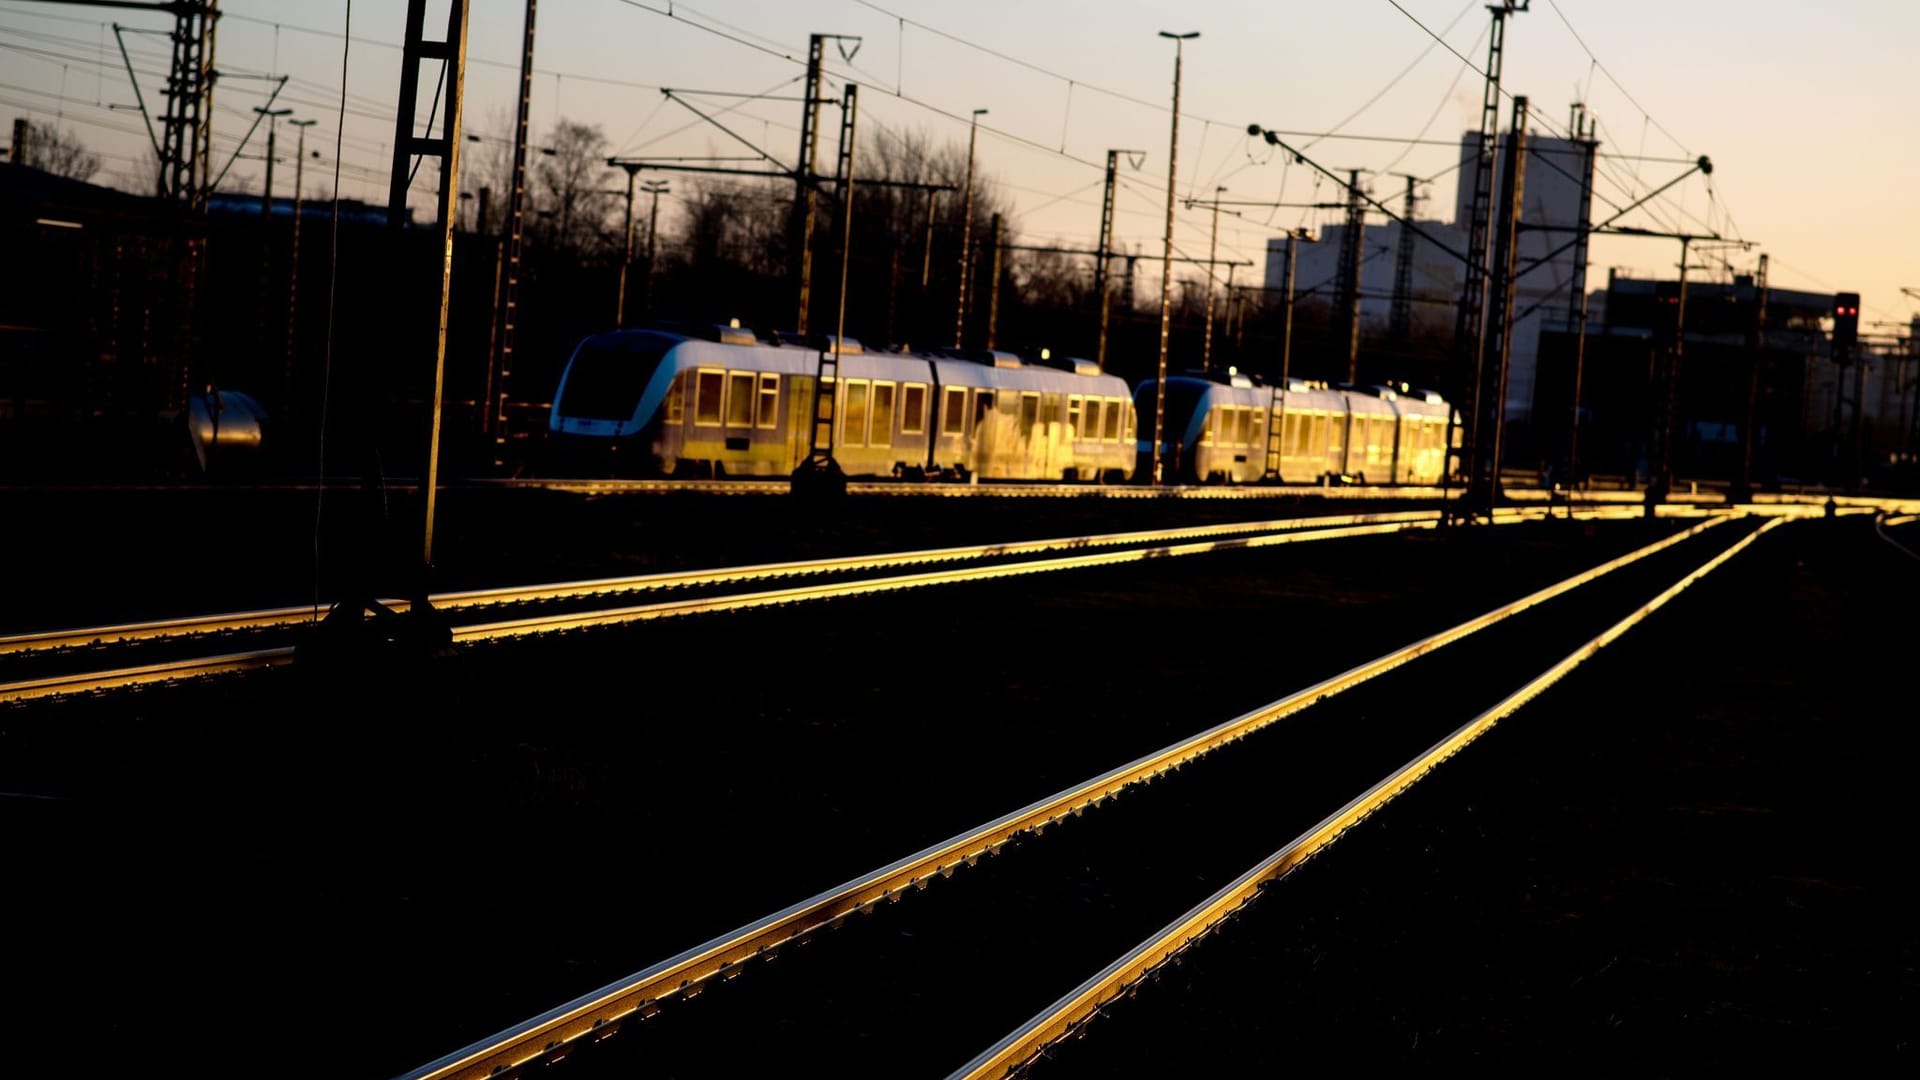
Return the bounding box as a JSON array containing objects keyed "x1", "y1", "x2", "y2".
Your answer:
[
  {"x1": 1034, "y1": 514, "x2": 1920, "y2": 1076},
  {"x1": 0, "y1": 484, "x2": 1433, "y2": 633},
  {"x1": 2, "y1": 491, "x2": 1914, "y2": 1077}
]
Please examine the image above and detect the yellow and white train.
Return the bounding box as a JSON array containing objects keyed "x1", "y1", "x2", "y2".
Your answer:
[{"x1": 545, "y1": 324, "x2": 1455, "y2": 486}]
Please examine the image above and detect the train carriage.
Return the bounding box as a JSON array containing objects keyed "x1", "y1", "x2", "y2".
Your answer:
[
  {"x1": 1137, "y1": 372, "x2": 1457, "y2": 486},
  {"x1": 546, "y1": 326, "x2": 1135, "y2": 482}
]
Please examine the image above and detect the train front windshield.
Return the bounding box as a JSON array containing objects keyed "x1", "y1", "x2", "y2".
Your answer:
[{"x1": 556, "y1": 339, "x2": 673, "y2": 422}]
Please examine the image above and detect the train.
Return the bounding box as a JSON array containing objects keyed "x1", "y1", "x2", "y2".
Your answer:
[{"x1": 543, "y1": 322, "x2": 1457, "y2": 486}]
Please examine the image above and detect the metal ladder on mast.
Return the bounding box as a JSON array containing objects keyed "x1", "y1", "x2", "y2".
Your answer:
[{"x1": 795, "y1": 84, "x2": 858, "y2": 496}]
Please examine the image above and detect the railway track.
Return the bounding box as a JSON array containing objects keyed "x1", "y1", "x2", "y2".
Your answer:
[
  {"x1": 1, "y1": 504, "x2": 1669, "y2": 704},
  {"x1": 390, "y1": 508, "x2": 1809, "y2": 1080}
]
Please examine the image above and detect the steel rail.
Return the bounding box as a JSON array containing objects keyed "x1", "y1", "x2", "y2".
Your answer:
[
  {"x1": 392, "y1": 511, "x2": 1741, "y2": 1080},
  {"x1": 1876, "y1": 514, "x2": 1920, "y2": 562},
  {"x1": 0, "y1": 510, "x2": 1446, "y2": 657},
  {"x1": 452, "y1": 506, "x2": 1685, "y2": 642},
  {"x1": 952, "y1": 515, "x2": 1793, "y2": 1080},
  {"x1": 3, "y1": 511, "x2": 1496, "y2": 703},
  {"x1": 0, "y1": 648, "x2": 298, "y2": 702},
  {"x1": 451, "y1": 519, "x2": 1448, "y2": 642},
  {"x1": 479, "y1": 477, "x2": 1460, "y2": 499}
]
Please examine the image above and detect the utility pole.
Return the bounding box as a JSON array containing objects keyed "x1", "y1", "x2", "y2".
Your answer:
[
  {"x1": 1334, "y1": 169, "x2": 1365, "y2": 384},
  {"x1": 487, "y1": 0, "x2": 536, "y2": 466},
  {"x1": 1152, "y1": 30, "x2": 1199, "y2": 485},
  {"x1": 1281, "y1": 229, "x2": 1307, "y2": 388},
  {"x1": 254, "y1": 106, "x2": 289, "y2": 219},
  {"x1": 794, "y1": 34, "x2": 824, "y2": 334},
  {"x1": 252, "y1": 104, "x2": 290, "y2": 398},
  {"x1": 1471, "y1": 95, "x2": 1529, "y2": 515},
  {"x1": 1096, "y1": 150, "x2": 1120, "y2": 369},
  {"x1": 1563, "y1": 107, "x2": 1597, "y2": 493},
  {"x1": 613, "y1": 160, "x2": 642, "y2": 326},
  {"x1": 954, "y1": 107, "x2": 988, "y2": 348},
  {"x1": 1449, "y1": 0, "x2": 1527, "y2": 513},
  {"x1": 796, "y1": 83, "x2": 859, "y2": 496},
  {"x1": 919, "y1": 186, "x2": 937, "y2": 288},
  {"x1": 984, "y1": 213, "x2": 1004, "y2": 350},
  {"x1": 643, "y1": 179, "x2": 668, "y2": 319},
  {"x1": 147, "y1": 0, "x2": 220, "y2": 211},
  {"x1": 285, "y1": 117, "x2": 315, "y2": 405},
  {"x1": 1734, "y1": 252, "x2": 1769, "y2": 501},
  {"x1": 1201, "y1": 185, "x2": 1225, "y2": 371},
  {"x1": 310, "y1": 0, "x2": 467, "y2": 656},
  {"x1": 1649, "y1": 235, "x2": 1695, "y2": 506},
  {"x1": 1388, "y1": 174, "x2": 1419, "y2": 342}
]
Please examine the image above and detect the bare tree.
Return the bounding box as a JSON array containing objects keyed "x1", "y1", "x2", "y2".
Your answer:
[
  {"x1": 23, "y1": 121, "x2": 102, "y2": 182},
  {"x1": 534, "y1": 119, "x2": 615, "y2": 256},
  {"x1": 462, "y1": 107, "x2": 517, "y2": 234}
]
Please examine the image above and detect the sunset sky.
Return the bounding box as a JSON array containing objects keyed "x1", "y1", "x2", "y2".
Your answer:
[{"x1": 5, "y1": 0, "x2": 1915, "y2": 333}]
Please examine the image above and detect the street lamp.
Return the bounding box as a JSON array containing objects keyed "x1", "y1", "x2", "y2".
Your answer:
[
  {"x1": 954, "y1": 107, "x2": 988, "y2": 348},
  {"x1": 1152, "y1": 31, "x2": 1198, "y2": 485}
]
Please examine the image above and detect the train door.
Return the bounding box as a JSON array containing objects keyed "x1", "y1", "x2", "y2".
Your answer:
[
  {"x1": 899, "y1": 382, "x2": 929, "y2": 475},
  {"x1": 970, "y1": 390, "x2": 997, "y2": 476},
  {"x1": 940, "y1": 386, "x2": 968, "y2": 474},
  {"x1": 784, "y1": 374, "x2": 813, "y2": 469}
]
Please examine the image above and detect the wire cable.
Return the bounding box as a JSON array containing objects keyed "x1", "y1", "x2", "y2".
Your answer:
[{"x1": 312, "y1": 0, "x2": 351, "y2": 625}]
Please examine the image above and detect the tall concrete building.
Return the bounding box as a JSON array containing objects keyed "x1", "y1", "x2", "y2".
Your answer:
[{"x1": 1264, "y1": 131, "x2": 1595, "y2": 420}]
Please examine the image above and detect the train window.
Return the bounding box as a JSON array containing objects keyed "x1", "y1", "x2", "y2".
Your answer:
[
  {"x1": 871, "y1": 382, "x2": 895, "y2": 448},
  {"x1": 1019, "y1": 393, "x2": 1040, "y2": 437},
  {"x1": 694, "y1": 369, "x2": 724, "y2": 425},
  {"x1": 1103, "y1": 398, "x2": 1122, "y2": 441},
  {"x1": 1082, "y1": 398, "x2": 1101, "y2": 441},
  {"x1": 757, "y1": 374, "x2": 780, "y2": 429},
  {"x1": 843, "y1": 381, "x2": 869, "y2": 447},
  {"x1": 726, "y1": 372, "x2": 755, "y2": 427},
  {"x1": 975, "y1": 391, "x2": 995, "y2": 431},
  {"x1": 943, "y1": 387, "x2": 967, "y2": 435},
  {"x1": 901, "y1": 384, "x2": 927, "y2": 435},
  {"x1": 1249, "y1": 409, "x2": 1264, "y2": 449},
  {"x1": 1042, "y1": 394, "x2": 1061, "y2": 427},
  {"x1": 665, "y1": 375, "x2": 685, "y2": 423},
  {"x1": 1067, "y1": 396, "x2": 1082, "y2": 438},
  {"x1": 1235, "y1": 407, "x2": 1253, "y2": 448}
]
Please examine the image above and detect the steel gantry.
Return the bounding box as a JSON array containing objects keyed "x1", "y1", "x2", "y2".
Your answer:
[
  {"x1": 1333, "y1": 169, "x2": 1367, "y2": 384},
  {"x1": 1388, "y1": 174, "x2": 1421, "y2": 343},
  {"x1": 794, "y1": 84, "x2": 860, "y2": 498},
  {"x1": 1094, "y1": 149, "x2": 1144, "y2": 369},
  {"x1": 485, "y1": 0, "x2": 536, "y2": 467},
  {"x1": 1466, "y1": 95, "x2": 1529, "y2": 516},
  {"x1": 1450, "y1": 0, "x2": 1527, "y2": 514}
]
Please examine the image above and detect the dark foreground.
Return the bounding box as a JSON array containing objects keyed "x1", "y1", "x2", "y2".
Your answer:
[
  {"x1": 1035, "y1": 515, "x2": 1920, "y2": 1075},
  {"x1": 3, "y1": 502, "x2": 1914, "y2": 1077}
]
